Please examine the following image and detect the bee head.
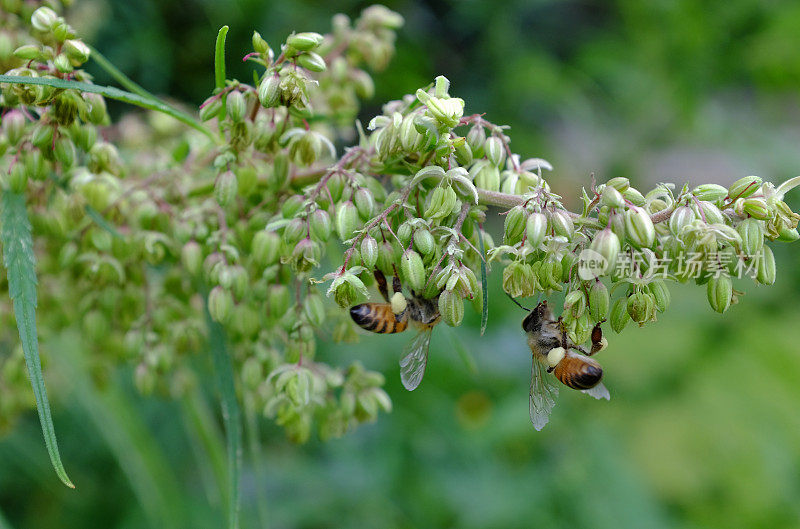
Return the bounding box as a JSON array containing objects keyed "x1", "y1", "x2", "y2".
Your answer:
[{"x1": 522, "y1": 301, "x2": 551, "y2": 333}]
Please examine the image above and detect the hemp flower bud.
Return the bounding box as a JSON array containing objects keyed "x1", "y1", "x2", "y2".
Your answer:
[
  {"x1": 287, "y1": 32, "x2": 324, "y2": 51},
  {"x1": 304, "y1": 293, "x2": 327, "y2": 328},
  {"x1": 526, "y1": 212, "x2": 548, "y2": 249},
  {"x1": 2, "y1": 110, "x2": 25, "y2": 146},
  {"x1": 268, "y1": 284, "x2": 291, "y2": 316},
  {"x1": 282, "y1": 218, "x2": 306, "y2": 246},
  {"x1": 756, "y1": 245, "x2": 776, "y2": 285},
  {"x1": 606, "y1": 177, "x2": 630, "y2": 192},
  {"x1": 309, "y1": 209, "x2": 332, "y2": 241},
  {"x1": 335, "y1": 201, "x2": 359, "y2": 240},
  {"x1": 669, "y1": 206, "x2": 696, "y2": 236},
  {"x1": 208, "y1": 286, "x2": 234, "y2": 323},
  {"x1": 737, "y1": 218, "x2": 764, "y2": 257},
  {"x1": 328, "y1": 272, "x2": 369, "y2": 308},
  {"x1": 13, "y1": 45, "x2": 41, "y2": 60},
  {"x1": 361, "y1": 236, "x2": 379, "y2": 269},
  {"x1": 610, "y1": 296, "x2": 630, "y2": 333},
  {"x1": 484, "y1": 136, "x2": 505, "y2": 167},
  {"x1": 601, "y1": 185, "x2": 625, "y2": 209},
  {"x1": 502, "y1": 261, "x2": 536, "y2": 298},
  {"x1": 351, "y1": 69, "x2": 375, "y2": 99},
  {"x1": 400, "y1": 250, "x2": 426, "y2": 292},
  {"x1": 588, "y1": 280, "x2": 610, "y2": 322},
  {"x1": 625, "y1": 206, "x2": 656, "y2": 248},
  {"x1": 31, "y1": 7, "x2": 58, "y2": 31},
  {"x1": 778, "y1": 226, "x2": 800, "y2": 242},
  {"x1": 742, "y1": 198, "x2": 771, "y2": 220},
  {"x1": 647, "y1": 279, "x2": 671, "y2": 313},
  {"x1": 293, "y1": 47, "x2": 325, "y2": 71},
  {"x1": 376, "y1": 241, "x2": 397, "y2": 273},
  {"x1": 181, "y1": 241, "x2": 204, "y2": 276},
  {"x1": 707, "y1": 275, "x2": 732, "y2": 313},
  {"x1": 64, "y1": 39, "x2": 91, "y2": 64},
  {"x1": 728, "y1": 176, "x2": 762, "y2": 200},
  {"x1": 589, "y1": 228, "x2": 621, "y2": 276},
  {"x1": 54, "y1": 136, "x2": 76, "y2": 168},
  {"x1": 453, "y1": 137, "x2": 473, "y2": 166},
  {"x1": 214, "y1": 170, "x2": 238, "y2": 207},
  {"x1": 550, "y1": 209, "x2": 574, "y2": 240},
  {"x1": 8, "y1": 163, "x2": 28, "y2": 193},
  {"x1": 413, "y1": 229, "x2": 435, "y2": 255},
  {"x1": 252, "y1": 31, "x2": 271, "y2": 56},
  {"x1": 54, "y1": 54, "x2": 73, "y2": 73},
  {"x1": 696, "y1": 201, "x2": 725, "y2": 225},
  {"x1": 692, "y1": 183, "x2": 728, "y2": 202},
  {"x1": 439, "y1": 289, "x2": 464, "y2": 327},
  {"x1": 622, "y1": 187, "x2": 646, "y2": 207},
  {"x1": 424, "y1": 186, "x2": 458, "y2": 220},
  {"x1": 504, "y1": 205, "x2": 528, "y2": 245},
  {"x1": 226, "y1": 90, "x2": 247, "y2": 122},
  {"x1": 354, "y1": 188, "x2": 376, "y2": 219},
  {"x1": 258, "y1": 75, "x2": 281, "y2": 108},
  {"x1": 564, "y1": 290, "x2": 586, "y2": 318},
  {"x1": 466, "y1": 124, "x2": 486, "y2": 158},
  {"x1": 31, "y1": 123, "x2": 54, "y2": 150},
  {"x1": 626, "y1": 291, "x2": 652, "y2": 325},
  {"x1": 470, "y1": 160, "x2": 500, "y2": 192}
]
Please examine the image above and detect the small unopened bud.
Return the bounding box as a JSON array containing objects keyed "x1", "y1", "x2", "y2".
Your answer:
[
  {"x1": 226, "y1": 91, "x2": 247, "y2": 122},
  {"x1": 335, "y1": 201, "x2": 359, "y2": 240},
  {"x1": 252, "y1": 230, "x2": 280, "y2": 267},
  {"x1": 31, "y1": 7, "x2": 58, "y2": 31},
  {"x1": 453, "y1": 137, "x2": 473, "y2": 166},
  {"x1": 623, "y1": 187, "x2": 646, "y2": 207},
  {"x1": 647, "y1": 279, "x2": 671, "y2": 313},
  {"x1": 361, "y1": 236, "x2": 379, "y2": 268},
  {"x1": 669, "y1": 206, "x2": 696, "y2": 236},
  {"x1": 54, "y1": 137, "x2": 76, "y2": 168},
  {"x1": 696, "y1": 201, "x2": 724, "y2": 225},
  {"x1": 63, "y1": 39, "x2": 91, "y2": 64},
  {"x1": 625, "y1": 206, "x2": 656, "y2": 248},
  {"x1": 606, "y1": 177, "x2": 630, "y2": 192},
  {"x1": 439, "y1": 289, "x2": 464, "y2": 327},
  {"x1": 252, "y1": 31, "x2": 271, "y2": 56},
  {"x1": 502, "y1": 261, "x2": 536, "y2": 298},
  {"x1": 504, "y1": 205, "x2": 528, "y2": 245},
  {"x1": 258, "y1": 75, "x2": 281, "y2": 108},
  {"x1": 588, "y1": 280, "x2": 610, "y2": 322},
  {"x1": 413, "y1": 229, "x2": 435, "y2": 255},
  {"x1": 707, "y1": 275, "x2": 732, "y2": 313},
  {"x1": 181, "y1": 241, "x2": 203, "y2": 275},
  {"x1": 268, "y1": 284, "x2": 291, "y2": 315},
  {"x1": 31, "y1": 123, "x2": 54, "y2": 150},
  {"x1": 466, "y1": 124, "x2": 486, "y2": 158},
  {"x1": 743, "y1": 197, "x2": 771, "y2": 220},
  {"x1": 626, "y1": 291, "x2": 652, "y2": 324},
  {"x1": 282, "y1": 218, "x2": 306, "y2": 246},
  {"x1": 304, "y1": 293, "x2": 326, "y2": 328},
  {"x1": 8, "y1": 163, "x2": 28, "y2": 193},
  {"x1": 287, "y1": 32, "x2": 324, "y2": 51},
  {"x1": 214, "y1": 170, "x2": 238, "y2": 206},
  {"x1": 550, "y1": 209, "x2": 575, "y2": 240},
  {"x1": 728, "y1": 176, "x2": 762, "y2": 199},
  {"x1": 354, "y1": 188, "x2": 375, "y2": 219},
  {"x1": 610, "y1": 296, "x2": 630, "y2": 333},
  {"x1": 589, "y1": 229, "x2": 621, "y2": 275},
  {"x1": 756, "y1": 245, "x2": 776, "y2": 285},
  {"x1": 400, "y1": 250, "x2": 426, "y2": 292},
  {"x1": 13, "y1": 44, "x2": 41, "y2": 60},
  {"x1": 737, "y1": 218, "x2": 764, "y2": 257},
  {"x1": 692, "y1": 183, "x2": 728, "y2": 202},
  {"x1": 2, "y1": 110, "x2": 26, "y2": 146},
  {"x1": 564, "y1": 290, "x2": 586, "y2": 318},
  {"x1": 208, "y1": 286, "x2": 234, "y2": 323},
  {"x1": 484, "y1": 136, "x2": 505, "y2": 167},
  {"x1": 297, "y1": 51, "x2": 326, "y2": 72},
  {"x1": 54, "y1": 53, "x2": 73, "y2": 73},
  {"x1": 526, "y1": 212, "x2": 548, "y2": 249},
  {"x1": 83, "y1": 93, "x2": 108, "y2": 125},
  {"x1": 308, "y1": 209, "x2": 332, "y2": 242},
  {"x1": 778, "y1": 226, "x2": 800, "y2": 242},
  {"x1": 601, "y1": 186, "x2": 625, "y2": 209}
]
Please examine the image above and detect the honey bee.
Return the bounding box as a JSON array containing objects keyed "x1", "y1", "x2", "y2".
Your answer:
[
  {"x1": 521, "y1": 300, "x2": 610, "y2": 430},
  {"x1": 350, "y1": 270, "x2": 441, "y2": 391}
]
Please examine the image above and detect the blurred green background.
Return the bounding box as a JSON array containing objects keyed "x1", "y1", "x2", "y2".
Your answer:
[{"x1": 3, "y1": 0, "x2": 800, "y2": 527}]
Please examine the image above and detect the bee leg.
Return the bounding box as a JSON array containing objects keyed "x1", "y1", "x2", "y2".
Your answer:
[
  {"x1": 391, "y1": 266, "x2": 402, "y2": 295},
  {"x1": 546, "y1": 366, "x2": 555, "y2": 373},
  {"x1": 588, "y1": 322, "x2": 604, "y2": 356},
  {"x1": 374, "y1": 269, "x2": 389, "y2": 302}
]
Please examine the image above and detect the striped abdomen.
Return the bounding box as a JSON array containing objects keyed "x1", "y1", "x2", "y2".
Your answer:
[
  {"x1": 553, "y1": 352, "x2": 603, "y2": 390},
  {"x1": 350, "y1": 303, "x2": 408, "y2": 334}
]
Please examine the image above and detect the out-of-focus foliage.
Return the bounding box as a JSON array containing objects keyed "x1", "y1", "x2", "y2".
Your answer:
[{"x1": 2, "y1": 1, "x2": 800, "y2": 529}]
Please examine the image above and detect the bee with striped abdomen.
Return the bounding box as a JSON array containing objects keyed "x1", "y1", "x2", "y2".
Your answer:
[
  {"x1": 350, "y1": 270, "x2": 440, "y2": 391},
  {"x1": 520, "y1": 300, "x2": 610, "y2": 431}
]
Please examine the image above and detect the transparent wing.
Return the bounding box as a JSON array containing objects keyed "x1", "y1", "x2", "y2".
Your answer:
[
  {"x1": 529, "y1": 355, "x2": 559, "y2": 431},
  {"x1": 581, "y1": 382, "x2": 610, "y2": 400},
  {"x1": 399, "y1": 326, "x2": 433, "y2": 391}
]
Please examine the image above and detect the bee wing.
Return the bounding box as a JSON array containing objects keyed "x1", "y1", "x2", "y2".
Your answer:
[
  {"x1": 399, "y1": 326, "x2": 433, "y2": 391},
  {"x1": 529, "y1": 355, "x2": 559, "y2": 431},
  {"x1": 581, "y1": 382, "x2": 610, "y2": 400}
]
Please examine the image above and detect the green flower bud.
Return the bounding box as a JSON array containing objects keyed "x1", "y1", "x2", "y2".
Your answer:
[
  {"x1": 466, "y1": 124, "x2": 486, "y2": 158},
  {"x1": 453, "y1": 137, "x2": 473, "y2": 166},
  {"x1": 226, "y1": 91, "x2": 247, "y2": 122},
  {"x1": 328, "y1": 272, "x2": 369, "y2": 308},
  {"x1": 31, "y1": 123, "x2": 54, "y2": 150},
  {"x1": 397, "y1": 222, "x2": 413, "y2": 246},
  {"x1": 589, "y1": 229, "x2": 621, "y2": 275},
  {"x1": 297, "y1": 51, "x2": 326, "y2": 72},
  {"x1": 268, "y1": 284, "x2": 291, "y2": 316},
  {"x1": 54, "y1": 136, "x2": 76, "y2": 168},
  {"x1": 304, "y1": 293, "x2": 327, "y2": 328},
  {"x1": 669, "y1": 206, "x2": 696, "y2": 236},
  {"x1": 502, "y1": 261, "x2": 536, "y2": 298},
  {"x1": 626, "y1": 291, "x2": 651, "y2": 324},
  {"x1": 88, "y1": 142, "x2": 122, "y2": 175},
  {"x1": 737, "y1": 218, "x2": 764, "y2": 257},
  {"x1": 622, "y1": 187, "x2": 646, "y2": 207},
  {"x1": 564, "y1": 290, "x2": 586, "y2": 318},
  {"x1": 424, "y1": 186, "x2": 458, "y2": 220},
  {"x1": 504, "y1": 205, "x2": 528, "y2": 245},
  {"x1": 309, "y1": 209, "x2": 332, "y2": 241},
  {"x1": 335, "y1": 201, "x2": 359, "y2": 240},
  {"x1": 258, "y1": 75, "x2": 281, "y2": 108},
  {"x1": 208, "y1": 286, "x2": 234, "y2": 323},
  {"x1": 743, "y1": 198, "x2": 771, "y2": 220},
  {"x1": 439, "y1": 289, "x2": 464, "y2": 326},
  {"x1": 400, "y1": 250, "x2": 426, "y2": 292},
  {"x1": 287, "y1": 32, "x2": 324, "y2": 51},
  {"x1": 777, "y1": 226, "x2": 800, "y2": 242},
  {"x1": 13, "y1": 44, "x2": 41, "y2": 60},
  {"x1": 54, "y1": 54, "x2": 73, "y2": 73},
  {"x1": 550, "y1": 209, "x2": 574, "y2": 240},
  {"x1": 52, "y1": 21, "x2": 75, "y2": 43},
  {"x1": 606, "y1": 177, "x2": 630, "y2": 192},
  {"x1": 484, "y1": 136, "x2": 505, "y2": 167},
  {"x1": 601, "y1": 185, "x2": 625, "y2": 209},
  {"x1": 283, "y1": 218, "x2": 306, "y2": 246},
  {"x1": 215, "y1": 170, "x2": 238, "y2": 206},
  {"x1": 470, "y1": 160, "x2": 500, "y2": 192},
  {"x1": 756, "y1": 245, "x2": 776, "y2": 285},
  {"x1": 414, "y1": 229, "x2": 435, "y2": 255},
  {"x1": 625, "y1": 206, "x2": 656, "y2": 248},
  {"x1": 64, "y1": 39, "x2": 91, "y2": 64},
  {"x1": 236, "y1": 165, "x2": 257, "y2": 196},
  {"x1": 272, "y1": 153, "x2": 290, "y2": 190},
  {"x1": 376, "y1": 240, "x2": 397, "y2": 273},
  {"x1": 282, "y1": 194, "x2": 304, "y2": 218},
  {"x1": 610, "y1": 296, "x2": 630, "y2": 333},
  {"x1": 351, "y1": 69, "x2": 375, "y2": 99},
  {"x1": 8, "y1": 163, "x2": 28, "y2": 193},
  {"x1": 2, "y1": 110, "x2": 26, "y2": 146},
  {"x1": 588, "y1": 280, "x2": 610, "y2": 322},
  {"x1": 361, "y1": 236, "x2": 379, "y2": 269},
  {"x1": 31, "y1": 7, "x2": 58, "y2": 31},
  {"x1": 252, "y1": 230, "x2": 280, "y2": 267},
  {"x1": 696, "y1": 201, "x2": 725, "y2": 225},
  {"x1": 692, "y1": 183, "x2": 728, "y2": 202},
  {"x1": 526, "y1": 212, "x2": 548, "y2": 249},
  {"x1": 252, "y1": 31, "x2": 271, "y2": 56},
  {"x1": 707, "y1": 275, "x2": 732, "y2": 313},
  {"x1": 181, "y1": 241, "x2": 203, "y2": 275},
  {"x1": 354, "y1": 187, "x2": 376, "y2": 219},
  {"x1": 728, "y1": 176, "x2": 762, "y2": 199}
]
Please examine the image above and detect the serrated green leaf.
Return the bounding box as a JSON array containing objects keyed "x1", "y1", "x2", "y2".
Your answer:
[
  {"x1": 204, "y1": 289, "x2": 242, "y2": 529},
  {"x1": 1, "y1": 192, "x2": 74, "y2": 489}
]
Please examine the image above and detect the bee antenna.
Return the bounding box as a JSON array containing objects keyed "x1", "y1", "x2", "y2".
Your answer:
[{"x1": 506, "y1": 293, "x2": 531, "y2": 312}]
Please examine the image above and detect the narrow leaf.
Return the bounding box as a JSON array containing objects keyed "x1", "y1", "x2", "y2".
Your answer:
[
  {"x1": 89, "y1": 45, "x2": 158, "y2": 102},
  {"x1": 1, "y1": 192, "x2": 74, "y2": 488},
  {"x1": 204, "y1": 291, "x2": 242, "y2": 529},
  {"x1": 84, "y1": 205, "x2": 123, "y2": 238},
  {"x1": 477, "y1": 224, "x2": 489, "y2": 335},
  {"x1": 215, "y1": 26, "x2": 230, "y2": 90},
  {"x1": 0, "y1": 75, "x2": 214, "y2": 141}
]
